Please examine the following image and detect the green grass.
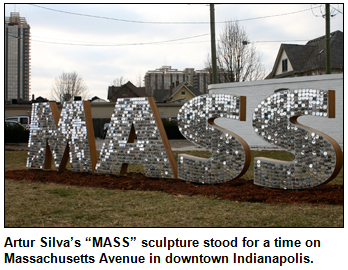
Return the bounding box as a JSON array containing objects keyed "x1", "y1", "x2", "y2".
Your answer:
[
  {"x1": 4, "y1": 149, "x2": 343, "y2": 227},
  {"x1": 5, "y1": 179, "x2": 343, "y2": 227},
  {"x1": 5, "y1": 150, "x2": 29, "y2": 171}
]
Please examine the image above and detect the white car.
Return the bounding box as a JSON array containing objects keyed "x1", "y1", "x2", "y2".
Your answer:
[{"x1": 5, "y1": 115, "x2": 30, "y2": 128}]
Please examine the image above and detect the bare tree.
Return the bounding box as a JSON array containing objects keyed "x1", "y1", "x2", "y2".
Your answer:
[
  {"x1": 207, "y1": 21, "x2": 265, "y2": 82},
  {"x1": 51, "y1": 71, "x2": 89, "y2": 102},
  {"x1": 134, "y1": 71, "x2": 144, "y2": 87},
  {"x1": 112, "y1": 76, "x2": 127, "y2": 86}
]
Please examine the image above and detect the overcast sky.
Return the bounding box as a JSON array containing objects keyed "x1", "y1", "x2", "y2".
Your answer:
[{"x1": 4, "y1": 3, "x2": 344, "y2": 101}]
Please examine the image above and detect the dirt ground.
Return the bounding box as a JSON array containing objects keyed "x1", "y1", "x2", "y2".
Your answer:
[
  {"x1": 5, "y1": 141, "x2": 343, "y2": 206},
  {"x1": 5, "y1": 169, "x2": 343, "y2": 206}
]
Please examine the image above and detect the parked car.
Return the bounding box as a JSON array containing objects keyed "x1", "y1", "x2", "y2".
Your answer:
[
  {"x1": 100, "y1": 123, "x2": 110, "y2": 139},
  {"x1": 5, "y1": 115, "x2": 31, "y2": 128},
  {"x1": 5, "y1": 121, "x2": 30, "y2": 143},
  {"x1": 169, "y1": 117, "x2": 178, "y2": 122},
  {"x1": 5, "y1": 121, "x2": 29, "y2": 130}
]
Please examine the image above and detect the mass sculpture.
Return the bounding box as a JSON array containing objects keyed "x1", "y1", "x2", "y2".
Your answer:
[{"x1": 26, "y1": 89, "x2": 342, "y2": 190}]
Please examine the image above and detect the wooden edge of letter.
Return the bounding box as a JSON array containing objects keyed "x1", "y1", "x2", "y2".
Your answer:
[
  {"x1": 240, "y1": 96, "x2": 247, "y2": 121},
  {"x1": 207, "y1": 120, "x2": 251, "y2": 180},
  {"x1": 148, "y1": 97, "x2": 178, "y2": 179},
  {"x1": 49, "y1": 101, "x2": 60, "y2": 126},
  {"x1": 231, "y1": 95, "x2": 251, "y2": 177},
  {"x1": 44, "y1": 140, "x2": 53, "y2": 170},
  {"x1": 328, "y1": 90, "x2": 335, "y2": 118},
  {"x1": 181, "y1": 95, "x2": 251, "y2": 181},
  {"x1": 326, "y1": 90, "x2": 342, "y2": 182},
  {"x1": 290, "y1": 90, "x2": 342, "y2": 185},
  {"x1": 83, "y1": 101, "x2": 98, "y2": 172},
  {"x1": 211, "y1": 95, "x2": 250, "y2": 179},
  {"x1": 58, "y1": 144, "x2": 70, "y2": 173},
  {"x1": 240, "y1": 96, "x2": 251, "y2": 176}
]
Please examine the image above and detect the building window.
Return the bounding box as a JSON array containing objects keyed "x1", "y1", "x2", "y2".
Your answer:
[
  {"x1": 181, "y1": 91, "x2": 185, "y2": 96},
  {"x1": 282, "y1": 59, "x2": 288, "y2": 72}
]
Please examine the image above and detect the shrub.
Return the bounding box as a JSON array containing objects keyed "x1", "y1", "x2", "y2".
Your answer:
[
  {"x1": 5, "y1": 123, "x2": 29, "y2": 143},
  {"x1": 162, "y1": 119, "x2": 185, "y2": 140}
]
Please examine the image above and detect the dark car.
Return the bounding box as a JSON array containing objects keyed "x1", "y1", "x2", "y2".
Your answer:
[
  {"x1": 169, "y1": 117, "x2": 178, "y2": 122},
  {"x1": 5, "y1": 121, "x2": 30, "y2": 143},
  {"x1": 5, "y1": 121, "x2": 29, "y2": 130}
]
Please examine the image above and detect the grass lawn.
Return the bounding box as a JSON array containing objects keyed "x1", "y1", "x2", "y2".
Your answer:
[{"x1": 4, "y1": 149, "x2": 343, "y2": 227}]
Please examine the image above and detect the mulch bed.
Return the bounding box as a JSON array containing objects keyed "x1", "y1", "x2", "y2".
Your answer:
[{"x1": 5, "y1": 169, "x2": 343, "y2": 206}]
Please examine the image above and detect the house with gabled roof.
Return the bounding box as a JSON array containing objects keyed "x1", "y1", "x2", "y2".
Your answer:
[
  {"x1": 153, "y1": 89, "x2": 171, "y2": 103},
  {"x1": 90, "y1": 96, "x2": 107, "y2": 103},
  {"x1": 107, "y1": 81, "x2": 148, "y2": 102},
  {"x1": 153, "y1": 81, "x2": 203, "y2": 103},
  {"x1": 165, "y1": 81, "x2": 203, "y2": 104},
  {"x1": 266, "y1": 30, "x2": 343, "y2": 79}
]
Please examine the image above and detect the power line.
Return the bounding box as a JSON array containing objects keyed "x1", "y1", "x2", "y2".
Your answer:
[
  {"x1": 7, "y1": 34, "x2": 312, "y2": 46},
  {"x1": 8, "y1": 33, "x2": 210, "y2": 46},
  {"x1": 28, "y1": 4, "x2": 318, "y2": 24},
  {"x1": 311, "y1": 4, "x2": 324, "y2": 17},
  {"x1": 8, "y1": 33, "x2": 208, "y2": 45},
  {"x1": 330, "y1": 5, "x2": 343, "y2": 15},
  {"x1": 28, "y1": 4, "x2": 209, "y2": 24},
  {"x1": 232, "y1": 7, "x2": 319, "y2": 23},
  {"x1": 311, "y1": 4, "x2": 342, "y2": 17}
]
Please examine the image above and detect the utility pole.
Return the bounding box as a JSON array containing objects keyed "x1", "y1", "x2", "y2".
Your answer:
[
  {"x1": 325, "y1": 4, "x2": 331, "y2": 74},
  {"x1": 210, "y1": 4, "x2": 218, "y2": 84}
]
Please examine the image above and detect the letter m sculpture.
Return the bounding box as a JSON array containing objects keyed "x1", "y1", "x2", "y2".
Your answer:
[{"x1": 27, "y1": 101, "x2": 97, "y2": 172}]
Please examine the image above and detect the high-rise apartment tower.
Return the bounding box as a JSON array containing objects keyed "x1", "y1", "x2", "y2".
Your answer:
[
  {"x1": 144, "y1": 66, "x2": 228, "y2": 96},
  {"x1": 144, "y1": 66, "x2": 190, "y2": 96},
  {"x1": 5, "y1": 12, "x2": 31, "y2": 101}
]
